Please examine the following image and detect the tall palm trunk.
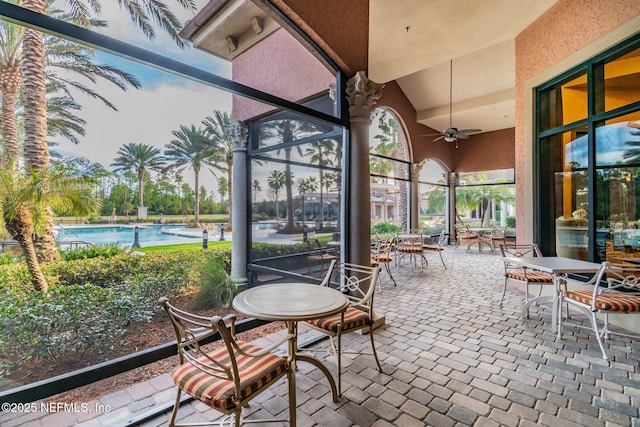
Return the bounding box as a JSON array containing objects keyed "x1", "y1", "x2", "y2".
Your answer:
[
  {"x1": 137, "y1": 170, "x2": 145, "y2": 207},
  {"x1": 21, "y1": 2, "x2": 59, "y2": 262},
  {"x1": 194, "y1": 165, "x2": 200, "y2": 224},
  {"x1": 5, "y1": 205, "x2": 49, "y2": 292},
  {"x1": 285, "y1": 147, "x2": 294, "y2": 230},
  {"x1": 1, "y1": 66, "x2": 21, "y2": 167}
]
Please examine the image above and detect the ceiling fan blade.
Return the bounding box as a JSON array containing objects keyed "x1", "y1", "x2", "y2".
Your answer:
[
  {"x1": 423, "y1": 133, "x2": 445, "y2": 137},
  {"x1": 457, "y1": 129, "x2": 482, "y2": 134},
  {"x1": 456, "y1": 133, "x2": 470, "y2": 139},
  {"x1": 433, "y1": 135, "x2": 446, "y2": 142}
]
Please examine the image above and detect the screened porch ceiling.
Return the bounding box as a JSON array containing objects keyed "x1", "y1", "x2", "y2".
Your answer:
[
  {"x1": 369, "y1": 0, "x2": 558, "y2": 135},
  {"x1": 183, "y1": 0, "x2": 559, "y2": 135}
]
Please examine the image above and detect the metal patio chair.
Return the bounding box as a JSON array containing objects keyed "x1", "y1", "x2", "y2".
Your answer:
[
  {"x1": 371, "y1": 235, "x2": 398, "y2": 288},
  {"x1": 422, "y1": 230, "x2": 447, "y2": 269},
  {"x1": 558, "y1": 261, "x2": 640, "y2": 360},
  {"x1": 158, "y1": 297, "x2": 293, "y2": 427},
  {"x1": 498, "y1": 243, "x2": 554, "y2": 311},
  {"x1": 302, "y1": 260, "x2": 382, "y2": 396}
]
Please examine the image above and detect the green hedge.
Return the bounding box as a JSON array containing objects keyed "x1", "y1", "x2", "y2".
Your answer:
[{"x1": 0, "y1": 250, "x2": 230, "y2": 378}]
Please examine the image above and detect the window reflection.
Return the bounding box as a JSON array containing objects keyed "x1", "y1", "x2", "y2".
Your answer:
[
  {"x1": 539, "y1": 70, "x2": 588, "y2": 131},
  {"x1": 538, "y1": 40, "x2": 640, "y2": 260},
  {"x1": 601, "y1": 47, "x2": 640, "y2": 113}
]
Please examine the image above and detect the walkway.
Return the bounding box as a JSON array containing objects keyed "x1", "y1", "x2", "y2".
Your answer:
[{"x1": 2, "y1": 249, "x2": 639, "y2": 426}]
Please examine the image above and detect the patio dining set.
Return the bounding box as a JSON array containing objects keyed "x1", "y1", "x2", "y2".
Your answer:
[{"x1": 156, "y1": 239, "x2": 640, "y2": 426}]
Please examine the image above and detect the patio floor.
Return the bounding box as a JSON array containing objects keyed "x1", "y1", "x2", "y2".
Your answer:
[{"x1": 2, "y1": 248, "x2": 639, "y2": 426}]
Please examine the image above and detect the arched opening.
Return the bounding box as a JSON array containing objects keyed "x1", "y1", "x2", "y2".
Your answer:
[
  {"x1": 369, "y1": 108, "x2": 410, "y2": 236},
  {"x1": 417, "y1": 159, "x2": 449, "y2": 234}
]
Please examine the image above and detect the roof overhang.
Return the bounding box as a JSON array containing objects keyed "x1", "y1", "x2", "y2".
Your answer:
[{"x1": 180, "y1": 0, "x2": 280, "y2": 60}]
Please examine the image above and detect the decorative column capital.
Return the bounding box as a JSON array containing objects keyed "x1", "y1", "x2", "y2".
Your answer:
[
  {"x1": 346, "y1": 71, "x2": 384, "y2": 121},
  {"x1": 328, "y1": 83, "x2": 337, "y2": 101},
  {"x1": 448, "y1": 172, "x2": 458, "y2": 187},
  {"x1": 410, "y1": 162, "x2": 424, "y2": 181},
  {"x1": 226, "y1": 121, "x2": 248, "y2": 150}
]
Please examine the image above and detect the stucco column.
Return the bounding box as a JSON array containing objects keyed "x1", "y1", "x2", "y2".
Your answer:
[
  {"x1": 410, "y1": 163, "x2": 421, "y2": 230},
  {"x1": 346, "y1": 72, "x2": 384, "y2": 267},
  {"x1": 228, "y1": 121, "x2": 248, "y2": 288},
  {"x1": 448, "y1": 172, "x2": 457, "y2": 244}
]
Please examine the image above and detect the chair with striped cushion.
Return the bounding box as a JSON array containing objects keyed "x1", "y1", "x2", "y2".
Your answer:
[
  {"x1": 371, "y1": 235, "x2": 397, "y2": 288},
  {"x1": 422, "y1": 230, "x2": 447, "y2": 269},
  {"x1": 158, "y1": 297, "x2": 293, "y2": 427},
  {"x1": 498, "y1": 243, "x2": 554, "y2": 312},
  {"x1": 396, "y1": 231, "x2": 427, "y2": 270},
  {"x1": 558, "y1": 262, "x2": 640, "y2": 360},
  {"x1": 302, "y1": 261, "x2": 381, "y2": 396}
]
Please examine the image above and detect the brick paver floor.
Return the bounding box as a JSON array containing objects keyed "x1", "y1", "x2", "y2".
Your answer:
[{"x1": 2, "y1": 248, "x2": 639, "y2": 426}]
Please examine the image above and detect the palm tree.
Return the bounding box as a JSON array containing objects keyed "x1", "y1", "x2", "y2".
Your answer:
[
  {"x1": 267, "y1": 170, "x2": 286, "y2": 220},
  {"x1": 1, "y1": 7, "x2": 140, "y2": 260},
  {"x1": 202, "y1": 111, "x2": 233, "y2": 222},
  {"x1": 17, "y1": 0, "x2": 192, "y2": 259},
  {"x1": 260, "y1": 119, "x2": 322, "y2": 230},
  {"x1": 0, "y1": 160, "x2": 101, "y2": 291},
  {"x1": 298, "y1": 176, "x2": 318, "y2": 223},
  {"x1": 111, "y1": 143, "x2": 166, "y2": 209},
  {"x1": 252, "y1": 179, "x2": 261, "y2": 204},
  {"x1": 0, "y1": 17, "x2": 23, "y2": 167},
  {"x1": 623, "y1": 129, "x2": 640, "y2": 163},
  {"x1": 323, "y1": 171, "x2": 339, "y2": 221},
  {"x1": 164, "y1": 125, "x2": 218, "y2": 224},
  {"x1": 305, "y1": 139, "x2": 335, "y2": 229}
]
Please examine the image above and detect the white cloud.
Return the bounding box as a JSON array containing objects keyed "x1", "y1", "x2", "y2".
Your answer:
[
  {"x1": 56, "y1": 72, "x2": 233, "y2": 191},
  {"x1": 52, "y1": 0, "x2": 234, "y2": 191}
]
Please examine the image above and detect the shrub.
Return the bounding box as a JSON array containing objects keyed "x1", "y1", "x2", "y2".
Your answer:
[
  {"x1": 371, "y1": 222, "x2": 401, "y2": 236},
  {"x1": 505, "y1": 216, "x2": 516, "y2": 228},
  {"x1": 0, "y1": 252, "x2": 16, "y2": 265},
  {"x1": 0, "y1": 285, "x2": 127, "y2": 375},
  {"x1": 0, "y1": 251, "x2": 213, "y2": 377},
  {"x1": 60, "y1": 244, "x2": 126, "y2": 261},
  {"x1": 192, "y1": 257, "x2": 236, "y2": 309}
]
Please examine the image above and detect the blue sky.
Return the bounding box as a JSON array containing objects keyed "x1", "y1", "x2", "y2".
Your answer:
[{"x1": 565, "y1": 121, "x2": 640, "y2": 168}]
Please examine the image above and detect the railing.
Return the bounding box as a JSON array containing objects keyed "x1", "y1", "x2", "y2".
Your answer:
[
  {"x1": 0, "y1": 240, "x2": 19, "y2": 253},
  {"x1": 57, "y1": 239, "x2": 94, "y2": 250}
]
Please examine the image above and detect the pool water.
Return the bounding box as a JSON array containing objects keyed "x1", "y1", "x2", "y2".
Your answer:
[{"x1": 55, "y1": 224, "x2": 198, "y2": 246}]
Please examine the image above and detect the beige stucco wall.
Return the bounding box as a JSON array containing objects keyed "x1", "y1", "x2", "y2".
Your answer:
[{"x1": 515, "y1": 0, "x2": 640, "y2": 244}]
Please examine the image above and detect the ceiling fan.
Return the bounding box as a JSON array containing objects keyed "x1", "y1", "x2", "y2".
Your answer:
[{"x1": 424, "y1": 59, "x2": 482, "y2": 148}]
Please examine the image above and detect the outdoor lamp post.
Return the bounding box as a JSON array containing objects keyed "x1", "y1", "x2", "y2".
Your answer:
[
  {"x1": 219, "y1": 224, "x2": 225, "y2": 241},
  {"x1": 203, "y1": 229, "x2": 208, "y2": 249},
  {"x1": 132, "y1": 226, "x2": 141, "y2": 248}
]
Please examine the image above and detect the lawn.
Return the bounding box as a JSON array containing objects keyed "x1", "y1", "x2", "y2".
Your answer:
[{"x1": 137, "y1": 240, "x2": 232, "y2": 253}]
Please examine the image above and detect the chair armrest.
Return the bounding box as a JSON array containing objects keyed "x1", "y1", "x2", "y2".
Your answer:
[{"x1": 231, "y1": 331, "x2": 295, "y2": 357}]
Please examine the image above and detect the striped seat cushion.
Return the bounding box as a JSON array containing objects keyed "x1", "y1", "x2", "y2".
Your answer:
[
  {"x1": 564, "y1": 291, "x2": 640, "y2": 312},
  {"x1": 307, "y1": 306, "x2": 369, "y2": 333},
  {"x1": 397, "y1": 245, "x2": 423, "y2": 253},
  {"x1": 370, "y1": 258, "x2": 379, "y2": 267},
  {"x1": 423, "y1": 244, "x2": 442, "y2": 251},
  {"x1": 171, "y1": 341, "x2": 287, "y2": 410},
  {"x1": 373, "y1": 255, "x2": 393, "y2": 262},
  {"x1": 506, "y1": 269, "x2": 552, "y2": 283}
]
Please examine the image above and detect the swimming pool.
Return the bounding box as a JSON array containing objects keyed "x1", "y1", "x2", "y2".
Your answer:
[{"x1": 55, "y1": 224, "x2": 199, "y2": 247}]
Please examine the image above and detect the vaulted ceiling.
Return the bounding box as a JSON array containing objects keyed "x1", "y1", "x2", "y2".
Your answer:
[{"x1": 368, "y1": 0, "x2": 558, "y2": 135}]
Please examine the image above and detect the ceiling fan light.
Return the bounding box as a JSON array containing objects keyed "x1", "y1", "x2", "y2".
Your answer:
[{"x1": 444, "y1": 136, "x2": 456, "y2": 143}]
